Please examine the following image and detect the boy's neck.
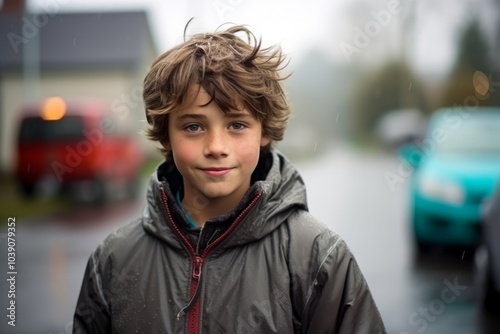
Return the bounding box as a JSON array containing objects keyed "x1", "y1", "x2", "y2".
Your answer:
[{"x1": 181, "y1": 185, "x2": 249, "y2": 227}]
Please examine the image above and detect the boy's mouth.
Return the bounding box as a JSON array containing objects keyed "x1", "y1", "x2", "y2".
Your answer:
[{"x1": 200, "y1": 167, "x2": 233, "y2": 177}]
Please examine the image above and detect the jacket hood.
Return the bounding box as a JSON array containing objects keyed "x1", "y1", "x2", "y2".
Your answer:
[{"x1": 142, "y1": 149, "x2": 308, "y2": 251}]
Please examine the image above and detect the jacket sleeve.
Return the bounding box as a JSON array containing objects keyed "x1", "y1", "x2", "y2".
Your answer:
[
  {"x1": 303, "y1": 237, "x2": 386, "y2": 334},
  {"x1": 73, "y1": 252, "x2": 111, "y2": 334}
]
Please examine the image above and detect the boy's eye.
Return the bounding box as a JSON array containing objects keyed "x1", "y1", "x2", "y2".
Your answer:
[
  {"x1": 184, "y1": 124, "x2": 202, "y2": 132},
  {"x1": 230, "y1": 122, "x2": 246, "y2": 130}
]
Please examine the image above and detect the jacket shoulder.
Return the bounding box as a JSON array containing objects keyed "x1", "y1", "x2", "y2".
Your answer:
[
  {"x1": 73, "y1": 218, "x2": 148, "y2": 332},
  {"x1": 286, "y1": 210, "x2": 346, "y2": 255},
  {"x1": 285, "y1": 211, "x2": 352, "y2": 312},
  {"x1": 285, "y1": 209, "x2": 349, "y2": 283},
  {"x1": 92, "y1": 218, "x2": 148, "y2": 266},
  {"x1": 285, "y1": 210, "x2": 386, "y2": 333}
]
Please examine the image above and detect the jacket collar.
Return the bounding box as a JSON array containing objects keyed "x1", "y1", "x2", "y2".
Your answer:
[{"x1": 142, "y1": 149, "x2": 308, "y2": 251}]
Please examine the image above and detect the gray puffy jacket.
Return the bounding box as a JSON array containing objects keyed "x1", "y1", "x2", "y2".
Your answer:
[{"x1": 73, "y1": 150, "x2": 386, "y2": 333}]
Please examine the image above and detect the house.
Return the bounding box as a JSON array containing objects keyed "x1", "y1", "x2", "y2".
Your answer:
[{"x1": 0, "y1": 8, "x2": 159, "y2": 172}]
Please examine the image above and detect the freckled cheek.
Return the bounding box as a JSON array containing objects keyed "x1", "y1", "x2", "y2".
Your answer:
[
  {"x1": 237, "y1": 138, "x2": 262, "y2": 167},
  {"x1": 171, "y1": 140, "x2": 200, "y2": 168}
]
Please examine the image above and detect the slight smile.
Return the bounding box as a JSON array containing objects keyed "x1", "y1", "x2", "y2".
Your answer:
[{"x1": 200, "y1": 167, "x2": 234, "y2": 177}]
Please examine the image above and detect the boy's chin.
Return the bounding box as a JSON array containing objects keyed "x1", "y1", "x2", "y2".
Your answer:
[
  {"x1": 199, "y1": 184, "x2": 244, "y2": 201},
  {"x1": 200, "y1": 188, "x2": 232, "y2": 200}
]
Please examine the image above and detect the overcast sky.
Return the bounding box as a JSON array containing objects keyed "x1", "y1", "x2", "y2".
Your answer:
[
  {"x1": 29, "y1": 0, "x2": 350, "y2": 60},
  {"x1": 27, "y1": 0, "x2": 496, "y2": 78}
]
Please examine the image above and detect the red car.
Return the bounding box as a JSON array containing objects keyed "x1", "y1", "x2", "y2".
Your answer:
[{"x1": 15, "y1": 97, "x2": 145, "y2": 202}]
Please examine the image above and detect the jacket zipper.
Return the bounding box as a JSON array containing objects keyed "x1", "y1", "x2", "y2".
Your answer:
[{"x1": 160, "y1": 187, "x2": 263, "y2": 334}]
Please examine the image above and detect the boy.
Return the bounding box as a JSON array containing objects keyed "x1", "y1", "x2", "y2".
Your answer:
[{"x1": 73, "y1": 25, "x2": 386, "y2": 333}]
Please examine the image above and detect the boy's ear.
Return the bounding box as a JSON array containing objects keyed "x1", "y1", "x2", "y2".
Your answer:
[{"x1": 260, "y1": 134, "x2": 271, "y2": 147}]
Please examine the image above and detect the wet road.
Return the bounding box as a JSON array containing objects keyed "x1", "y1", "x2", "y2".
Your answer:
[
  {"x1": 0, "y1": 200, "x2": 144, "y2": 334},
  {"x1": 1, "y1": 144, "x2": 499, "y2": 333},
  {"x1": 298, "y1": 144, "x2": 500, "y2": 334}
]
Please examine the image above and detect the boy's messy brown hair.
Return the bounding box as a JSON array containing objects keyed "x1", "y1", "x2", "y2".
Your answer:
[{"x1": 142, "y1": 24, "x2": 291, "y2": 160}]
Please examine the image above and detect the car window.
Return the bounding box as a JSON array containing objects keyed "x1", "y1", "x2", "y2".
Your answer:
[
  {"x1": 19, "y1": 116, "x2": 85, "y2": 141},
  {"x1": 434, "y1": 116, "x2": 500, "y2": 154}
]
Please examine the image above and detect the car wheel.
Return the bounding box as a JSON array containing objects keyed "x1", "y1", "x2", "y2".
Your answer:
[
  {"x1": 93, "y1": 177, "x2": 112, "y2": 205},
  {"x1": 20, "y1": 183, "x2": 36, "y2": 198},
  {"x1": 415, "y1": 237, "x2": 432, "y2": 256},
  {"x1": 475, "y1": 244, "x2": 500, "y2": 313},
  {"x1": 483, "y1": 271, "x2": 500, "y2": 313},
  {"x1": 413, "y1": 214, "x2": 431, "y2": 256}
]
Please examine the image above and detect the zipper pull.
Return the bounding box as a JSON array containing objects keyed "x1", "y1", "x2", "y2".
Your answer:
[
  {"x1": 177, "y1": 256, "x2": 204, "y2": 320},
  {"x1": 192, "y1": 256, "x2": 203, "y2": 280}
]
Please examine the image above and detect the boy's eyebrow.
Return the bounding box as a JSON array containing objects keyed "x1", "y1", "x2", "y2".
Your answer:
[
  {"x1": 224, "y1": 112, "x2": 253, "y2": 119},
  {"x1": 175, "y1": 111, "x2": 253, "y2": 121},
  {"x1": 175, "y1": 113, "x2": 206, "y2": 121}
]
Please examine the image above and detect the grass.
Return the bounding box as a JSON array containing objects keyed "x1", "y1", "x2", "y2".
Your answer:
[
  {"x1": 0, "y1": 175, "x2": 74, "y2": 223},
  {"x1": 140, "y1": 155, "x2": 163, "y2": 178}
]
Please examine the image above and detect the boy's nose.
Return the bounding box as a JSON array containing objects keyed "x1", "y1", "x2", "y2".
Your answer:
[{"x1": 204, "y1": 130, "x2": 229, "y2": 158}]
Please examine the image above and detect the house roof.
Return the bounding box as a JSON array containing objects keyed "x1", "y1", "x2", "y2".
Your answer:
[{"x1": 0, "y1": 10, "x2": 157, "y2": 71}]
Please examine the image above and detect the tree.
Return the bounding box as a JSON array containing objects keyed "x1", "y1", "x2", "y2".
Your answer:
[
  {"x1": 440, "y1": 18, "x2": 499, "y2": 107},
  {"x1": 454, "y1": 19, "x2": 492, "y2": 73},
  {"x1": 349, "y1": 60, "x2": 427, "y2": 137}
]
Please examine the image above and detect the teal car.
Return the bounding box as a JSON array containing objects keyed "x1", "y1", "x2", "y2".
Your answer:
[{"x1": 401, "y1": 107, "x2": 500, "y2": 252}]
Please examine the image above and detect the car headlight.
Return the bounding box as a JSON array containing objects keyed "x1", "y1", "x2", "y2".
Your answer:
[{"x1": 419, "y1": 177, "x2": 464, "y2": 205}]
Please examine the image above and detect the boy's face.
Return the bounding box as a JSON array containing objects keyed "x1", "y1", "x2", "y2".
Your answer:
[{"x1": 166, "y1": 85, "x2": 270, "y2": 211}]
